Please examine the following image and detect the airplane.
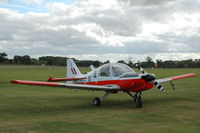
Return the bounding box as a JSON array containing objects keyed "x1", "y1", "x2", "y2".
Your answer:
[{"x1": 11, "y1": 59, "x2": 196, "y2": 108}]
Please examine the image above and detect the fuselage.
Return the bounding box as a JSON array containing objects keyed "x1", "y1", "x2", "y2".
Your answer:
[{"x1": 72, "y1": 63, "x2": 154, "y2": 92}]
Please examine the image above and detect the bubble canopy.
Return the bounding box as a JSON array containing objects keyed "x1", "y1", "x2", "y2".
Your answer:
[{"x1": 98, "y1": 63, "x2": 136, "y2": 77}]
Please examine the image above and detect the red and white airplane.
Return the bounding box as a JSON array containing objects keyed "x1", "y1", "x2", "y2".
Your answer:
[{"x1": 11, "y1": 59, "x2": 196, "y2": 108}]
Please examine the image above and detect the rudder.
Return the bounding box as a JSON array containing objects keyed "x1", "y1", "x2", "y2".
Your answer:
[{"x1": 67, "y1": 59, "x2": 82, "y2": 79}]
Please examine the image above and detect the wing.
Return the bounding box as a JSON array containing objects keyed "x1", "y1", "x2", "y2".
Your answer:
[
  {"x1": 11, "y1": 80, "x2": 120, "y2": 91},
  {"x1": 157, "y1": 73, "x2": 196, "y2": 84}
]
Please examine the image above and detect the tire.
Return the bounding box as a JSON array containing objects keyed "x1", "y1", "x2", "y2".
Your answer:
[
  {"x1": 93, "y1": 97, "x2": 101, "y2": 106},
  {"x1": 135, "y1": 94, "x2": 142, "y2": 108}
]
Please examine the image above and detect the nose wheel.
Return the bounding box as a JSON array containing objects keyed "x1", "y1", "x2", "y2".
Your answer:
[
  {"x1": 126, "y1": 91, "x2": 142, "y2": 108},
  {"x1": 134, "y1": 92, "x2": 142, "y2": 108}
]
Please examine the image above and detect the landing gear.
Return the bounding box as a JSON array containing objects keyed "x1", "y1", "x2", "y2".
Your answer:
[
  {"x1": 134, "y1": 93, "x2": 142, "y2": 108},
  {"x1": 93, "y1": 92, "x2": 110, "y2": 106},
  {"x1": 127, "y1": 91, "x2": 142, "y2": 108},
  {"x1": 93, "y1": 97, "x2": 101, "y2": 106},
  {"x1": 170, "y1": 81, "x2": 175, "y2": 90}
]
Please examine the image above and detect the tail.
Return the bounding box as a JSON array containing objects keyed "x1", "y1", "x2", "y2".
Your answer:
[{"x1": 67, "y1": 59, "x2": 82, "y2": 79}]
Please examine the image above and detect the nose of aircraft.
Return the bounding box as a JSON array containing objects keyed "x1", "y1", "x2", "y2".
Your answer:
[{"x1": 141, "y1": 74, "x2": 156, "y2": 82}]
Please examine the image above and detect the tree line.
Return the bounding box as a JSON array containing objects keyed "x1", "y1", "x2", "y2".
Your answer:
[
  {"x1": 118, "y1": 56, "x2": 200, "y2": 68},
  {"x1": 0, "y1": 52, "x2": 103, "y2": 67},
  {"x1": 0, "y1": 52, "x2": 200, "y2": 68}
]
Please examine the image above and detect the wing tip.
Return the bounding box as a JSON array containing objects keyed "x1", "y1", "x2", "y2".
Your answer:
[
  {"x1": 172, "y1": 73, "x2": 196, "y2": 80},
  {"x1": 191, "y1": 73, "x2": 196, "y2": 76},
  {"x1": 47, "y1": 77, "x2": 53, "y2": 82},
  {"x1": 10, "y1": 80, "x2": 18, "y2": 84}
]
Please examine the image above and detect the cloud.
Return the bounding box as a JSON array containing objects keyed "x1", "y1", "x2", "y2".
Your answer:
[
  {"x1": 17, "y1": 0, "x2": 43, "y2": 5},
  {"x1": 0, "y1": 0, "x2": 9, "y2": 4},
  {"x1": 0, "y1": 0, "x2": 43, "y2": 4},
  {"x1": 117, "y1": 0, "x2": 174, "y2": 6},
  {"x1": 0, "y1": 0, "x2": 200, "y2": 61}
]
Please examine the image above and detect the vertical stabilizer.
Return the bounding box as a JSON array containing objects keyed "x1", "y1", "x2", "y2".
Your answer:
[{"x1": 67, "y1": 59, "x2": 82, "y2": 80}]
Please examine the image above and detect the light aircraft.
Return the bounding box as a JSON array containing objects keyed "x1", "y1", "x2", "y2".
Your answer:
[{"x1": 11, "y1": 59, "x2": 196, "y2": 108}]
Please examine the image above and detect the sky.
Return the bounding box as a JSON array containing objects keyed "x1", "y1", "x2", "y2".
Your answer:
[{"x1": 0, "y1": 0, "x2": 200, "y2": 62}]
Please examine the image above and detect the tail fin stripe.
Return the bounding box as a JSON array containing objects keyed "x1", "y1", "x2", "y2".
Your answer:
[
  {"x1": 73, "y1": 68, "x2": 77, "y2": 75},
  {"x1": 71, "y1": 68, "x2": 75, "y2": 75},
  {"x1": 67, "y1": 59, "x2": 82, "y2": 81}
]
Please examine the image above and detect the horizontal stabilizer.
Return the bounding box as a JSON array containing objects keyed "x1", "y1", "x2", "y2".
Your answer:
[
  {"x1": 10, "y1": 80, "x2": 120, "y2": 91},
  {"x1": 47, "y1": 77, "x2": 87, "y2": 82}
]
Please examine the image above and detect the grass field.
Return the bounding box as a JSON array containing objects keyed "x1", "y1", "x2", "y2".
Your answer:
[{"x1": 0, "y1": 65, "x2": 199, "y2": 133}]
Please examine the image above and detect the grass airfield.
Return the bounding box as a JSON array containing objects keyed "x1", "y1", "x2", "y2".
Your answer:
[{"x1": 0, "y1": 65, "x2": 199, "y2": 133}]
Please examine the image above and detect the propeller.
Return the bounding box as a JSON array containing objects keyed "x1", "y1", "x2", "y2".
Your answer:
[
  {"x1": 136, "y1": 64, "x2": 165, "y2": 92},
  {"x1": 136, "y1": 64, "x2": 146, "y2": 74},
  {"x1": 153, "y1": 80, "x2": 165, "y2": 92}
]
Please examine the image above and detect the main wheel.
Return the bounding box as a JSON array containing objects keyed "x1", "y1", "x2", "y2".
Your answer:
[
  {"x1": 134, "y1": 94, "x2": 142, "y2": 108},
  {"x1": 93, "y1": 97, "x2": 101, "y2": 106}
]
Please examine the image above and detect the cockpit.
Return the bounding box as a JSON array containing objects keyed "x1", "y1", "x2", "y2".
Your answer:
[{"x1": 97, "y1": 63, "x2": 137, "y2": 78}]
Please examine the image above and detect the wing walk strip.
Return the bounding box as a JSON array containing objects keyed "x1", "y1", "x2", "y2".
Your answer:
[{"x1": 11, "y1": 80, "x2": 120, "y2": 91}]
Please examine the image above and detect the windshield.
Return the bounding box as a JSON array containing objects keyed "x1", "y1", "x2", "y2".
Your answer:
[{"x1": 111, "y1": 63, "x2": 135, "y2": 77}]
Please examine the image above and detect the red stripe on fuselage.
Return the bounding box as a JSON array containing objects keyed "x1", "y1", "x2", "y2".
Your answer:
[{"x1": 79, "y1": 78, "x2": 153, "y2": 92}]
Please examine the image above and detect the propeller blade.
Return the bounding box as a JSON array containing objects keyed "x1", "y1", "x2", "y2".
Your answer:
[
  {"x1": 153, "y1": 80, "x2": 165, "y2": 92},
  {"x1": 136, "y1": 64, "x2": 146, "y2": 74},
  {"x1": 136, "y1": 64, "x2": 165, "y2": 92}
]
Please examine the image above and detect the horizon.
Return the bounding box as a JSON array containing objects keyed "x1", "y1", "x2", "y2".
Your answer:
[{"x1": 2, "y1": 51, "x2": 200, "y2": 63}]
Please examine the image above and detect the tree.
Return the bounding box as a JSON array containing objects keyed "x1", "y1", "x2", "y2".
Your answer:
[
  {"x1": 13, "y1": 55, "x2": 22, "y2": 64},
  {"x1": 39, "y1": 56, "x2": 68, "y2": 66},
  {"x1": 30, "y1": 58, "x2": 39, "y2": 65},
  {"x1": 117, "y1": 60, "x2": 127, "y2": 65},
  {"x1": 156, "y1": 59, "x2": 163, "y2": 68},
  {"x1": 128, "y1": 61, "x2": 134, "y2": 68},
  {"x1": 146, "y1": 56, "x2": 155, "y2": 68},
  {"x1": 0, "y1": 52, "x2": 8, "y2": 64},
  {"x1": 103, "y1": 60, "x2": 110, "y2": 64},
  {"x1": 163, "y1": 60, "x2": 176, "y2": 68},
  {"x1": 21, "y1": 55, "x2": 31, "y2": 65},
  {"x1": 1, "y1": 53, "x2": 200, "y2": 68},
  {"x1": 93, "y1": 60, "x2": 101, "y2": 67},
  {"x1": 76, "y1": 60, "x2": 102, "y2": 67}
]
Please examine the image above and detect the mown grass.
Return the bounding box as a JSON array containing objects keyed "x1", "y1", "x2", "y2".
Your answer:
[{"x1": 0, "y1": 65, "x2": 199, "y2": 133}]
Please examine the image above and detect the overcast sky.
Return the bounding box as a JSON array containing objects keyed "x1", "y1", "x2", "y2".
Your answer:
[{"x1": 0, "y1": 0, "x2": 200, "y2": 62}]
